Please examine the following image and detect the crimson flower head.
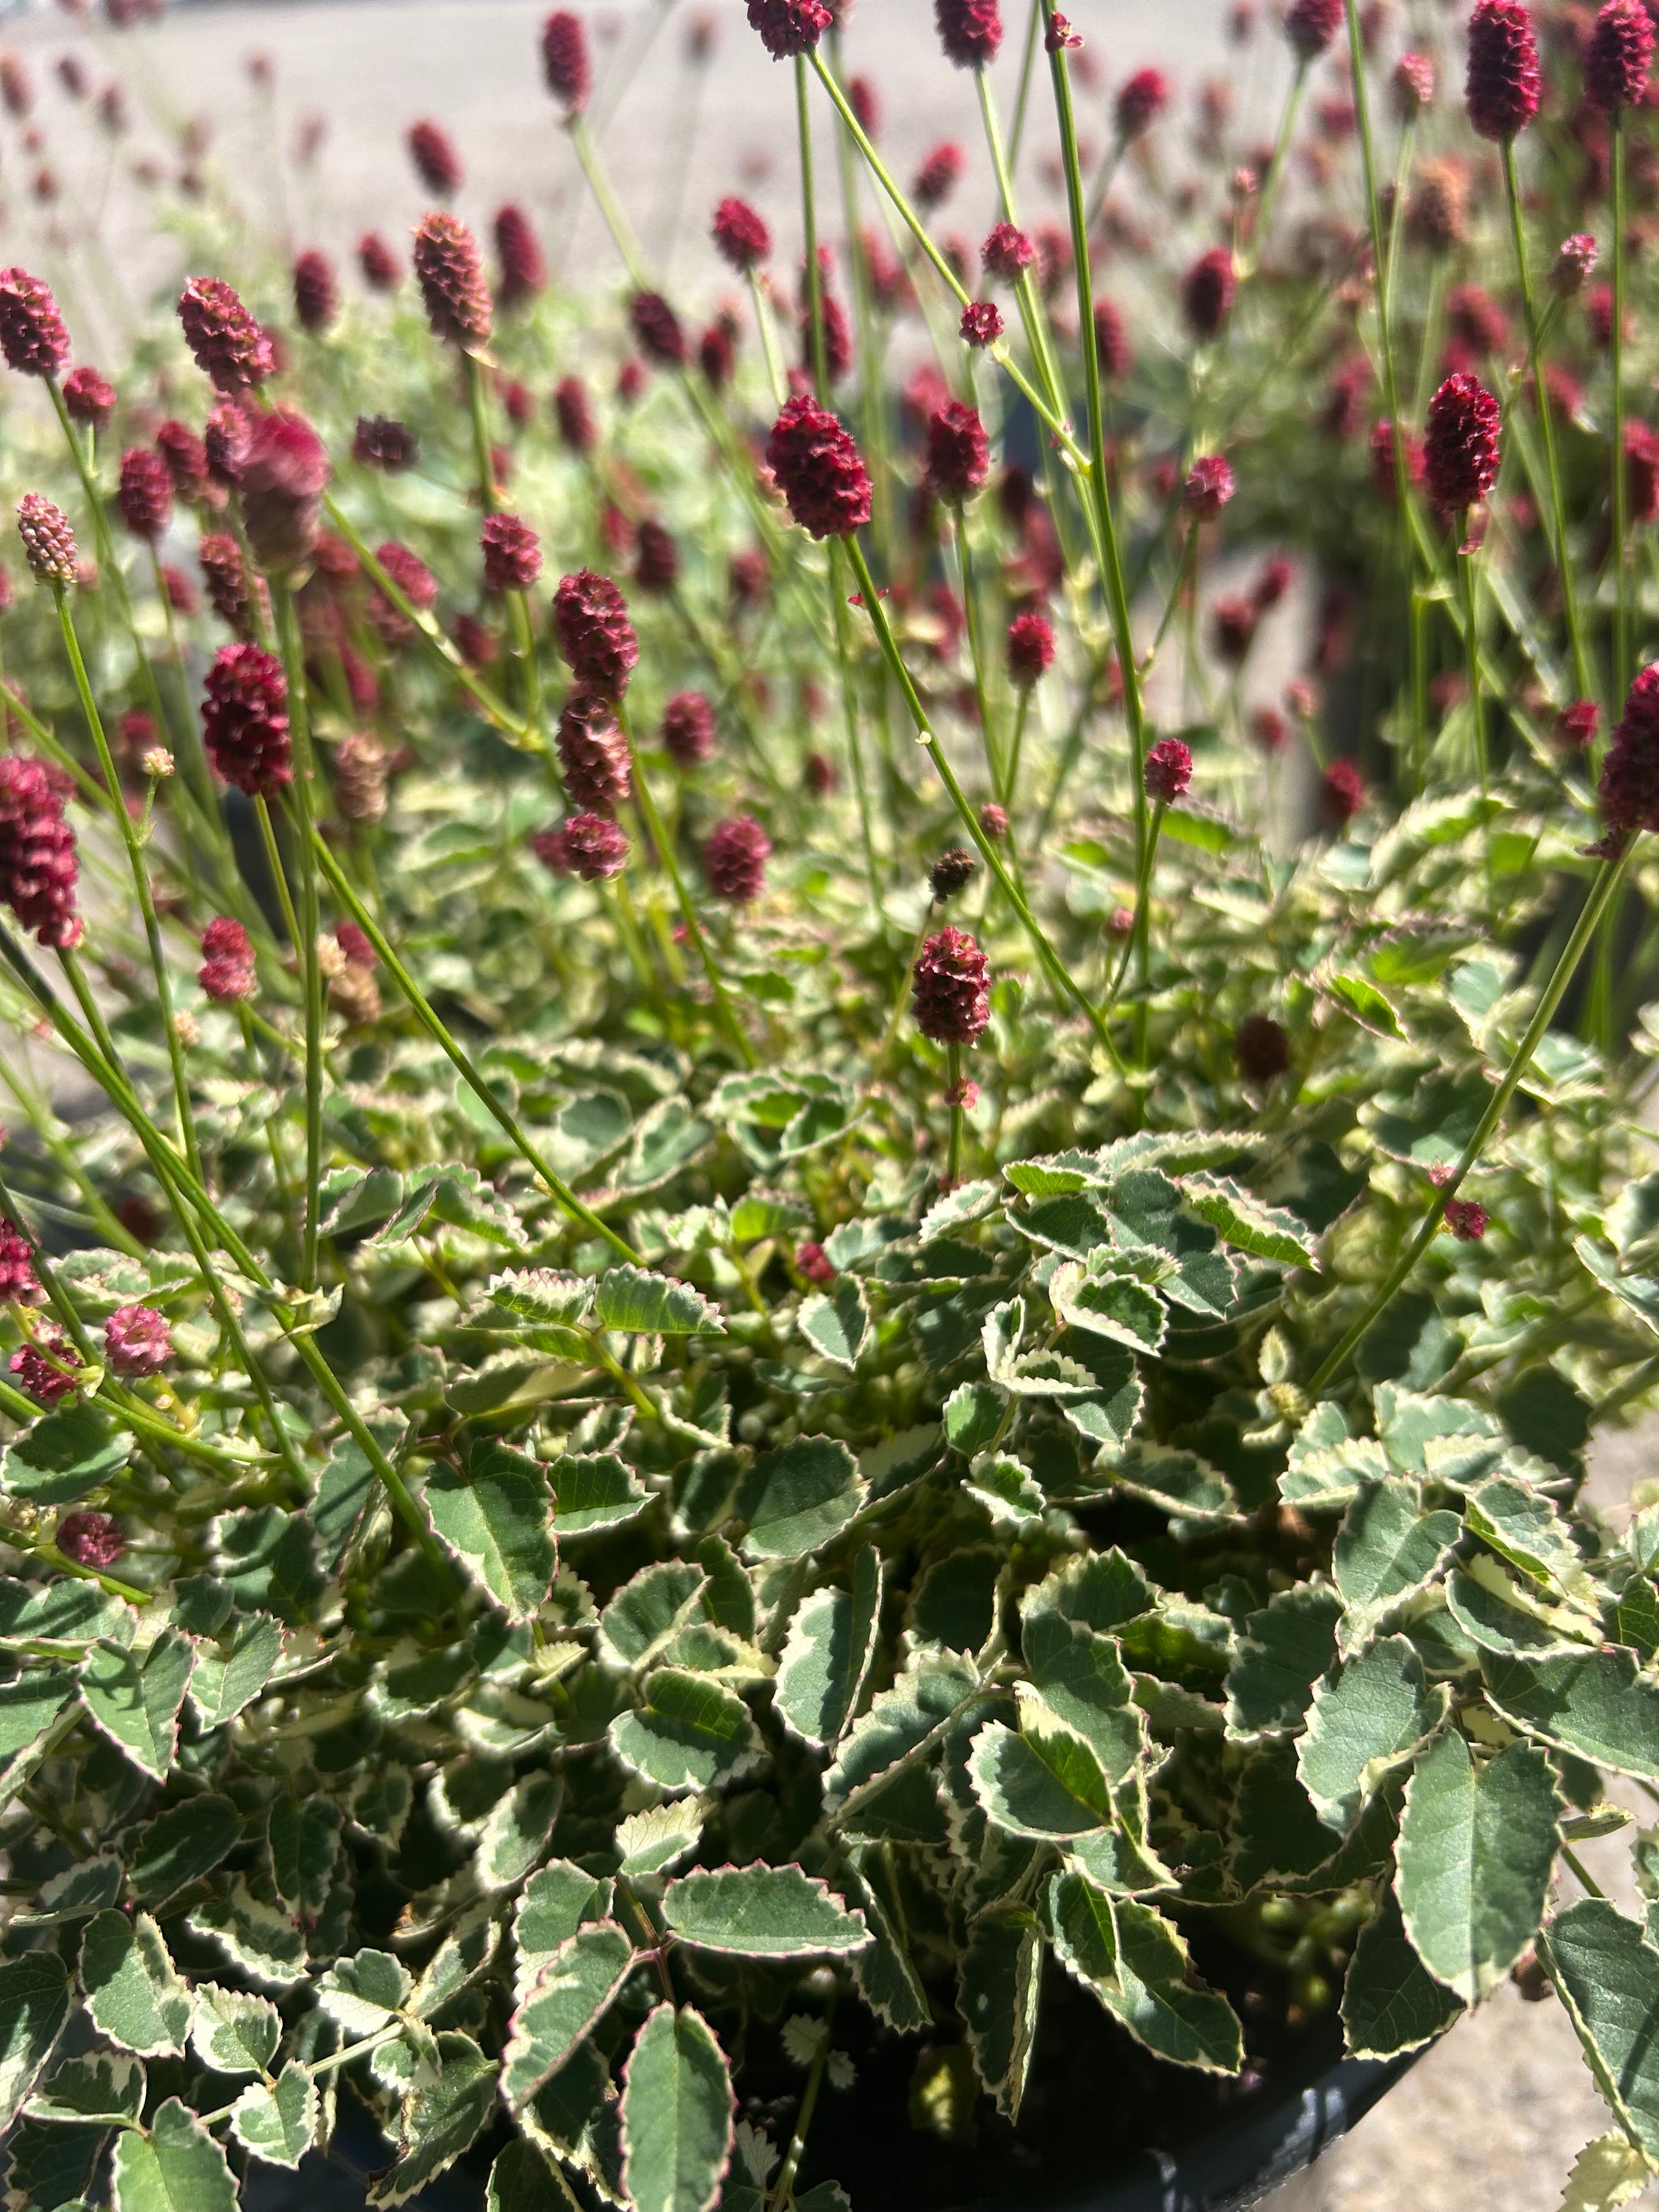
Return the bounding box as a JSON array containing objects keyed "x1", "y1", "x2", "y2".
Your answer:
[
  {"x1": 0, "y1": 1219, "x2": 39, "y2": 1305},
  {"x1": 1556, "y1": 699, "x2": 1599, "y2": 750},
  {"x1": 542, "y1": 11, "x2": 592, "y2": 109},
  {"x1": 1554, "y1": 233, "x2": 1599, "y2": 294},
  {"x1": 912, "y1": 925, "x2": 990, "y2": 1043},
  {"x1": 553, "y1": 570, "x2": 639, "y2": 700},
  {"x1": 554, "y1": 376, "x2": 596, "y2": 453},
  {"x1": 1116, "y1": 66, "x2": 1169, "y2": 136},
  {"x1": 936, "y1": 0, "x2": 1003, "y2": 69},
  {"x1": 0, "y1": 267, "x2": 68, "y2": 377},
  {"x1": 1584, "y1": 0, "x2": 1654, "y2": 109},
  {"x1": 1183, "y1": 453, "x2": 1235, "y2": 518},
  {"x1": 353, "y1": 415, "x2": 419, "y2": 471},
  {"x1": 202, "y1": 644, "x2": 291, "y2": 797},
  {"x1": 1599, "y1": 664, "x2": 1659, "y2": 836},
  {"x1": 713, "y1": 197, "x2": 771, "y2": 271},
  {"x1": 156, "y1": 420, "x2": 207, "y2": 502},
  {"x1": 105, "y1": 1302, "x2": 171, "y2": 1375},
  {"x1": 663, "y1": 690, "x2": 717, "y2": 767},
  {"x1": 930, "y1": 848, "x2": 977, "y2": 902},
  {"x1": 1423, "y1": 371, "x2": 1501, "y2": 511},
  {"x1": 178, "y1": 276, "x2": 274, "y2": 391},
  {"x1": 1627, "y1": 422, "x2": 1659, "y2": 525},
  {"x1": 56, "y1": 1511, "x2": 124, "y2": 1568},
  {"x1": 13, "y1": 1334, "x2": 80, "y2": 1407},
  {"x1": 534, "y1": 811, "x2": 630, "y2": 882},
  {"x1": 205, "y1": 403, "x2": 252, "y2": 489},
  {"x1": 241, "y1": 408, "x2": 329, "y2": 571},
  {"x1": 494, "y1": 205, "x2": 546, "y2": 311},
  {"x1": 980, "y1": 802, "x2": 1009, "y2": 841},
  {"x1": 0, "y1": 757, "x2": 77, "y2": 946},
  {"x1": 1444, "y1": 1197, "x2": 1489, "y2": 1241},
  {"x1": 1008, "y1": 610, "x2": 1056, "y2": 686},
  {"x1": 705, "y1": 814, "x2": 772, "y2": 903},
  {"x1": 961, "y1": 299, "x2": 1005, "y2": 348},
  {"x1": 293, "y1": 248, "x2": 339, "y2": 333},
  {"x1": 1236, "y1": 1013, "x2": 1291, "y2": 1082},
  {"x1": 199, "y1": 534, "x2": 260, "y2": 639},
  {"x1": 796, "y1": 1241, "x2": 836, "y2": 1286},
  {"x1": 1464, "y1": 0, "x2": 1540, "y2": 139},
  {"x1": 926, "y1": 401, "x2": 990, "y2": 503},
  {"x1": 557, "y1": 692, "x2": 633, "y2": 814},
  {"x1": 481, "y1": 512, "x2": 542, "y2": 593},
  {"x1": 630, "y1": 290, "x2": 685, "y2": 367},
  {"x1": 912, "y1": 141, "x2": 966, "y2": 211},
  {"x1": 746, "y1": 0, "x2": 833, "y2": 58},
  {"x1": 1093, "y1": 299, "x2": 1131, "y2": 380},
  {"x1": 200, "y1": 915, "x2": 256, "y2": 1001},
  {"x1": 635, "y1": 519, "x2": 678, "y2": 592},
  {"x1": 1283, "y1": 0, "x2": 1342, "y2": 56},
  {"x1": 1394, "y1": 50, "x2": 1435, "y2": 114},
  {"x1": 1145, "y1": 737, "x2": 1193, "y2": 803},
  {"x1": 1182, "y1": 247, "x2": 1236, "y2": 338},
  {"x1": 1320, "y1": 757, "x2": 1366, "y2": 830},
  {"x1": 407, "y1": 118, "x2": 463, "y2": 195},
  {"x1": 413, "y1": 213, "x2": 492, "y2": 349},
  {"x1": 61, "y1": 365, "x2": 115, "y2": 428},
  {"x1": 767, "y1": 395, "x2": 872, "y2": 538},
  {"x1": 358, "y1": 231, "x2": 401, "y2": 290},
  {"x1": 117, "y1": 447, "x2": 172, "y2": 542},
  {"x1": 17, "y1": 493, "x2": 77, "y2": 586},
  {"x1": 981, "y1": 222, "x2": 1035, "y2": 285}
]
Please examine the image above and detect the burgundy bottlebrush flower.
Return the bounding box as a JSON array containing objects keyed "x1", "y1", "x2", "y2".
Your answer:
[
  {"x1": 1145, "y1": 737, "x2": 1194, "y2": 802},
  {"x1": 1211, "y1": 596, "x2": 1258, "y2": 664},
  {"x1": 849, "y1": 75, "x2": 882, "y2": 135},
  {"x1": 1183, "y1": 454, "x2": 1235, "y2": 518},
  {"x1": 200, "y1": 914, "x2": 256, "y2": 1000},
  {"x1": 1556, "y1": 698, "x2": 1599, "y2": 749},
  {"x1": 1584, "y1": 0, "x2": 1653, "y2": 109},
  {"x1": 630, "y1": 289, "x2": 685, "y2": 367},
  {"x1": 61, "y1": 364, "x2": 115, "y2": 428},
  {"x1": 929, "y1": 848, "x2": 977, "y2": 902},
  {"x1": 662, "y1": 690, "x2": 716, "y2": 767},
  {"x1": 178, "y1": 275, "x2": 274, "y2": 391},
  {"x1": 198, "y1": 533, "x2": 259, "y2": 638},
  {"x1": 358, "y1": 231, "x2": 401, "y2": 289},
  {"x1": 407, "y1": 118, "x2": 463, "y2": 195},
  {"x1": 549, "y1": 379, "x2": 595, "y2": 459},
  {"x1": 1181, "y1": 246, "x2": 1236, "y2": 338},
  {"x1": 16, "y1": 493, "x2": 77, "y2": 586},
  {"x1": 535, "y1": 811, "x2": 630, "y2": 881},
  {"x1": 0, "y1": 1219, "x2": 38, "y2": 1305},
  {"x1": 705, "y1": 814, "x2": 772, "y2": 903},
  {"x1": 292, "y1": 247, "x2": 339, "y2": 333},
  {"x1": 13, "y1": 1333, "x2": 80, "y2": 1405},
  {"x1": 746, "y1": 0, "x2": 833, "y2": 59},
  {"x1": 1599, "y1": 664, "x2": 1659, "y2": 835},
  {"x1": 494, "y1": 205, "x2": 546, "y2": 311},
  {"x1": 912, "y1": 141, "x2": 966, "y2": 210},
  {"x1": 1093, "y1": 299, "x2": 1131, "y2": 379},
  {"x1": 162, "y1": 563, "x2": 198, "y2": 617},
  {"x1": 1007, "y1": 610, "x2": 1056, "y2": 686},
  {"x1": 204, "y1": 401, "x2": 251, "y2": 488},
  {"x1": 766, "y1": 394, "x2": 873, "y2": 538},
  {"x1": 1284, "y1": 0, "x2": 1342, "y2": 57},
  {"x1": 201, "y1": 643, "x2": 290, "y2": 796},
  {"x1": 796, "y1": 1240, "x2": 836, "y2": 1286},
  {"x1": 1627, "y1": 422, "x2": 1659, "y2": 525},
  {"x1": 553, "y1": 570, "x2": 639, "y2": 699},
  {"x1": 701, "y1": 322, "x2": 736, "y2": 391},
  {"x1": 1249, "y1": 706, "x2": 1289, "y2": 754},
  {"x1": 0, "y1": 56, "x2": 32, "y2": 119},
  {"x1": 542, "y1": 9, "x2": 592, "y2": 106},
  {"x1": 557, "y1": 693, "x2": 633, "y2": 814},
  {"x1": 1320, "y1": 756, "x2": 1366, "y2": 829},
  {"x1": 635, "y1": 519, "x2": 679, "y2": 593},
  {"x1": 0, "y1": 267, "x2": 68, "y2": 377},
  {"x1": 0, "y1": 757, "x2": 77, "y2": 946},
  {"x1": 961, "y1": 299, "x2": 1005, "y2": 348},
  {"x1": 800, "y1": 290, "x2": 851, "y2": 384},
  {"x1": 1394, "y1": 50, "x2": 1434, "y2": 113},
  {"x1": 713, "y1": 197, "x2": 771, "y2": 271},
  {"x1": 1554, "y1": 233, "x2": 1599, "y2": 294},
  {"x1": 925, "y1": 401, "x2": 990, "y2": 503},
  {"x1": 353, "y1": 415, "x2": 419, "y2": 473},
  {"x1": 1444, "y1": 1197, "x2": 1489, "y2": 1241},
  {"x1": 369, "y1": 541, "x2": 438, "y2": 645},
  {"x1": 240, "y1": 408, "x2": 329, "y2": 571},
  {"x1": 1423, "y1": 371, "x2": 1501, "y2": 511},
  {"x1": 480, "y1": 512, "x2": 542, "y2": 592},
  {"x1": 1253, "y1": 554, "x2": 1294, "y2": 610},
  {"x1": 56, "y1": 1511, "x2": 124, "y2": 1568},
  {"x1": 981, "y1": 222, "x2": 1035, "y2": 285},
  {"x1": 105, "y1": 1301, "x2": 171, "y2": 1374},
  {"x1": 1235, "y1": 1013, "x2": 1291, "y2": 1082},
  {"x1": 1116, "y1": 66, "x2": 1169, "y2": 136},
  {"x1": 936, "y1": 0, "x2": 1002, "y2": 68},
  {"x1": 979, "y1": 801, "x2": 1009, "y2": 840},
  {"x1": 413, "y1": 213, "x2": 492, "y2": 349},
  {"x1": 912, "y1": 925, "x2": 990, "y2": 1043},
  {"x1": 1465, "y1": 0, "x2": 1541, "y2": 139},
  {"x1": 155, "y1": 420, "x2": 207, "y2": 503}
]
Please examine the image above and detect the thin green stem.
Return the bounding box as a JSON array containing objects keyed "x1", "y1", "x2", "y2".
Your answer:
[
  {"x1": 1613, "y1": 109, "x2": 1631, "y2": 703},
  {"x1": 1457, "y1": 528, "x2": 1492, "y2": 915},
  {"x1": 271, "y1": 584, "x2": 325, "y2": 1292},
  {"x1": 946, "y1": 1041, "x2": 965, "y2": 1185},
  {"x1": 1009, "y1": 0, "x2": 1043, "y2": 168},
  {"x1": 1243, "y1": 65, "x2": 1308, "y2": 278},
  {"x1": 747, "y1": 267, "x2": 789, "y2": 409},
  {"x1": 463, "y1": 349, "x2": 499, "y2": 518}
]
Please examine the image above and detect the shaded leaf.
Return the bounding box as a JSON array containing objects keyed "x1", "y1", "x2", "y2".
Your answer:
[
  {"x1": 0, "y1": 1952, "x2": 69, "y2": 2133},
  {"x1": 774, "y1": 1548, "x2": 881, "y2": 1748},
  {"x1": 1047, "y1": 1875, "x2": 1243, "y2": 2073},
  {"x1": 620, "y1": 2004, "x2": 734, "y2": 2212},
  {"x1": 426, "y1": 1443, "x2": 556, "y2": 1622},
  {"x1": 1340, "y1": 1889, "x2": 1463, "y2": 2058},
  {"x1": 79, "y1": 1627, "x2": 193, "y2": 1781}
]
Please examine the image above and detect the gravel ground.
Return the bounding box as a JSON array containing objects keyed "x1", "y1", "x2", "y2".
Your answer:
[{"x1": 2, "y1": 3, "x2": 1652, "y2": 2205}]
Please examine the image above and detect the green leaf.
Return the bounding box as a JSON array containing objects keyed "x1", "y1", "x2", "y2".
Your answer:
[
  {"x1": 944, "y1": 1381, "x2": 1005, "y2": 1456},
  {"x1": 595, "y1": 1266, "x2": 723, "y2": 1336},
  {"x1": 774, "y1": 1548, "x2": 882, "y2": 1748},
  {"x1": 1541, "y1": 1899, "x2": 1659, "y2": 2163},
  {"x1": 839, "y1": 1855, "x2": 931, "y2": 2033},
  {"x1": 187, "y1": 1879, "x2": 307, "y2": 1989},
  {"x1": 1049, "y1": 1258, "x2": 1166, "y2": 1355},
  {"x1": 608, "y1": 1669, "x2": 763, "y2": 1794},
  {"x1": 27, "y1": 2049, "x2": 144, "y2": 2127},
  {"x1": 315, "y1": 1947, "x2": 412, "y2": 2035},
  {"x1": 191, "y1": 1983, "x2": 281, "y2": 2076},
  {"x1": 661, "y1": 1866, "x2": 870, "y2": 1958},
  {"x1": 1466, "y1": 1476, "x2": 1594, "y2": 1601},
  {"x1": 0, "y1": 1952, "x2": 70, "y2": 2132},
  {"x1": 1340, "y1": 1889, "x2": 1463, "y2": 2058},
  {"x1": 958, "y1": 1913, "x2": 1042, "y2": 2121},
  {"x1": 479, "y1": 1775, "x2": 563, "y2": 1892},
  {"x1": 1024, "y1": 1549, "x2": 1155, "y2": 1635},
  {"x1": 79, "y1": 1626, "x2": 194, "y2": 1780},
  {"x1": 368, "y1": 2031, "x2": 498, "y2": 2205},
  {"x1": 1181, "y1": 1174, "x2": 1318, "y2": 1268},
  {"x1": 189, "y1": 1612, "x2": 284, "y2": 1728},
  {"x1": 1482, "y1": 1648, "x2": 1659, "y2": 1779},
  {"x1": 2, "y1": 1403, "x2": 130, "y2": 1505},
  {"x1": 1021, "y1": 1616, "x2": 1146, "y2": 1779},
  {"x1": 967, "y1": 1699, "x2": 1114, "y2": 1840},
  {"x1": 111, "y1": 2098, "x2": 236, "y2": 2212},
  {"x1": 1297, "y1": 1635, "x2": 1443, "y2": 1832},
  {"x1": 615, "y1": 1801, "x2": 707, "y2": 1879},
  {"x1": 798, "y1": 1279, "x2": 870, "y2": 1371},
  {"x1": 231, "y1": 2063, "x2": 318, "y2": 2170},
  {"x1": 79, "y1": 1911, "x2": 191, "y2": 2057},
  {"x1": 619, "y1": 2004, "x2": 734, "y2": 2212},
  {"x1": 1225, "y1": 1587, "x2": 1342, "y2": 1739},
  {"x1": 1111, "y1": 1445, "x2": 1236, "y2": 1521},
  {"x1": 550, "y1": 1451, "x2": 648, "y2": 1539},
  {"x1": 1324, "y1": 970, "x2": 1404, "y2": 1040},
  {"x1": 489, "y1": 2139, "x2": 570, "y2": 2212},
  {"x1": 268, "y1": 1796, "x2": 341, "y2": 1918},
  {"x1": 126, "y1": 1793, "x2": 240, "y2": 1906},
  {"x1": 1103, "y1": 1169, "x2": 1236, "y2": 1317},
  {"x1": 1334, "y1": 1481, "x2": 1462, "y2": 1654},
  {"x1": 1558, "y1": 2134, "x2": 1652, "y2": 2212},
  {"x1": 503, "y1": 1922, "x2": 636, "y2": 2110},
  {"x1": 426, "y1": 1443, "x2": 556, "y2": 1622},
  {"x1": 1047, "y1": 1875, "x2": 1243, "y2": 2073},
  {"x1": 598, "y1": 1560, "x2": 708, "y2": 1667},
  {"x1": 737, "y1": 1436, "x2": 865, "y2": 1561},
  {"x1": 1396, "y1": 1730, "x2": 1559, "y2": 2002}
]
